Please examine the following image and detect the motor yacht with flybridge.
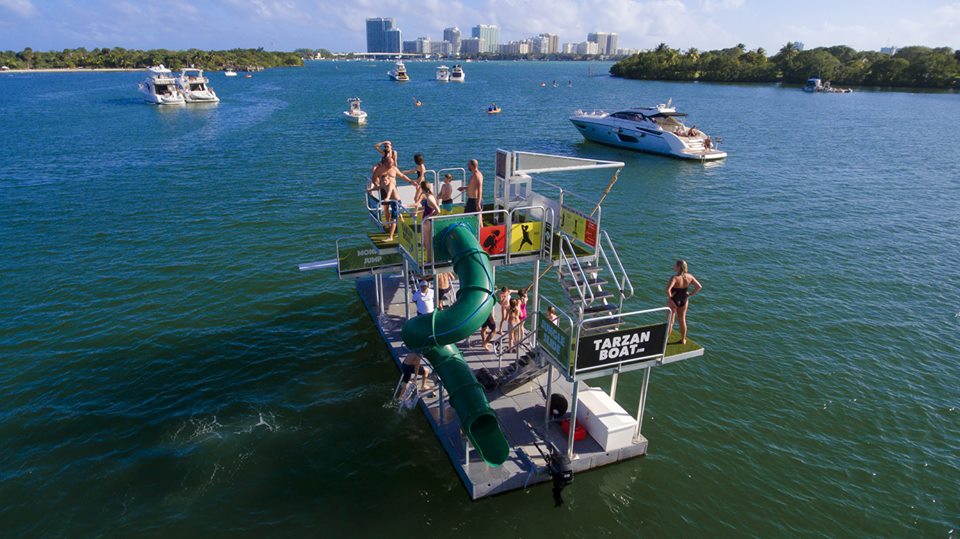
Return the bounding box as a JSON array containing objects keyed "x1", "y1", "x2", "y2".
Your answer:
[
  {"x1": 450, "y1": 64, "x2": 465, "y2": 82},
  {"x1": 138, "y1": 65, "x2": 185, "y2": 105},
  {"x1": 570, "y1": 101, "x2": 726, "y2": 160},
  {"x1": 175, "y1": 68, "x2": 219, "y2": 103},
  {"x1": 436, "y1": 65, "x2": 450, "y2": 82},
  {"x1": 388, "y1": 61, "x2": 410, "y2": 82}
]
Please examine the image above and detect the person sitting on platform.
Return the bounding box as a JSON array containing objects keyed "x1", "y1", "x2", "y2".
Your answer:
[
  {"x1": 547, "y1": 305, "x2": 559, "y2": 324},
  {"x1": 412, "y1": 280, "x2": 435, "y2": 316}
]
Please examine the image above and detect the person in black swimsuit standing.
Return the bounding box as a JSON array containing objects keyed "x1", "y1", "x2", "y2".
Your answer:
[{"x1": 666, "y1": 259, "x2": 702, "y2": 345}]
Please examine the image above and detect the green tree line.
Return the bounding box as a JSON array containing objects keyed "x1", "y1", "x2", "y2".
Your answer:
[
  {"x1": 610, "y1": 43, "x2": 960, "y2": 89},
  {"x1": 0, "y1": 47, "x2": 304, "y2": 70}
]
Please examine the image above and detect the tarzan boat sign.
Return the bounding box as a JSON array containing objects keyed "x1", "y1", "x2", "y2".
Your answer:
[{"x1": 574, "y1": 323, "x2": 668, "y2": 374}]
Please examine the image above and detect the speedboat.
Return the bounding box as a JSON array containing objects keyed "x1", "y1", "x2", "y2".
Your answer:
[
  {"x1": 570, "y1": 102, "x2": 727, "y2": 160},
  {"x1": 343, "y1": 97, "x2": 367, "y2": 125},
  {"x1": 176, "y1": 68, "x2": 219, "y2": 103},
  {"x1": 388, "y1": 61, "x2": 409, "y2": 82},
  {"x1": 224, "y1": 68, "x2": 237, "y2": 77},
  {"x1": 450, "y1": 64, "x2": 465, "y2": 82},
  {"x1": 436, "y1": 65, "x2": 450, "y2": 82},
  {"x1": 138, "y1": 65, "x2": 185, "y2": 105}
]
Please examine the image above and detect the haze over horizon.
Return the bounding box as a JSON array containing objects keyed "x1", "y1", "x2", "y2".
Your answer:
[{"x1": 1, "y1": 0, "x2": 959, "y2": 53}]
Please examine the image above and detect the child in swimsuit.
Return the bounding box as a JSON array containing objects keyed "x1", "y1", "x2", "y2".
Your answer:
[
  {"x1": 439, "y1": 174, "x2": 454, "y2": 213},
  {"x1": 517, "y1": 289, "x2": 528, "y2": 341},
  {"x1": 497, "y1": 287, "x2": 512, "y2": 334},
  {"x1": 507, "y1": 298, "x2": 521, "y2": 350}
]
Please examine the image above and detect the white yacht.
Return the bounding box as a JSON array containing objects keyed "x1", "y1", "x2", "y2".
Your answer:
[
  {"x1": 388, "y1": 61, "x2": 409, "y2": 82},
  {"x1": 343, "y1": 97, "x2": 367, "y2": 125},
  {"x1": 224, "y1": 68, "x2": 237, "y2": 77},
  {"x1": 138, "y1": 65, "x2": 185, "y2": 105},
  {"x1": 450, "y1": 64, "x2": 465, "y2": 82},
  {"x1": 436, "y1": 65, "x2": 450, "y2": 82},
  {"x1": 176, "y1": 68, "x2": 219, "y2": 103},
  {"x1": 570, "y1": 102, "x2": 726, "y2": 160}
]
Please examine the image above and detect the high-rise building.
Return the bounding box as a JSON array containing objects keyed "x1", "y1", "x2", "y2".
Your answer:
[
  {"x1": 534, "y1": 33, "x2": 559, "y2": 54},
  {"x1": 416, "y1": 37, "x2": 431, "y2": 54},
  {"x1": 562, "y1": 43, "x2": 576, "y2": 54},
  {"x1": 587, "y1": 32, "x2": 609, "y2": 55},
  {"x1": 385, "y1": 28, "x2": 402, "y2": 53},
  {"x1": 366, "y1": 17, "x2": 395, "y2": 53},
  {"x1": 606, "y1": 33, "x2": 618, "y2": 55},
  {"x1": 472, "y1": 24, "x2": 500, "y2": 53},
  {"x1": 443, "y1": 27, "x2": 461, "y2": 54},
  {"x1": 577, "y1": 41, "x2": 599, "y2": 55},
  {"x1": 431, "y1": 41, "x2": 453, "y2": 56},
  {"x1": 460, "y1": 37, "x2": 484, "y2": 55}
]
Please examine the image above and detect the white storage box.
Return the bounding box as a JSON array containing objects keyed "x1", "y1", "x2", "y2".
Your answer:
[{"x1": 576, "y1": 386, "x2": 638, "y2": 451}]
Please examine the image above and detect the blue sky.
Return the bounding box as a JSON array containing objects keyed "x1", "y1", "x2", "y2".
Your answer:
[{"x1": 1, "y1": 0, "x2": 958, "y2": 52}]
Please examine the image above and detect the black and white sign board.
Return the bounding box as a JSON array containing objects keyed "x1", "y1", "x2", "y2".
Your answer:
[{"x1": 575, "y1": 323, "x2": 668, "y2": 375}]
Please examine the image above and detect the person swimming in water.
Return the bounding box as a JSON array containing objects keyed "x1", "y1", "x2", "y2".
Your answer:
[{"x1": 666, "y1": 259, "x2": 702, "y2": 345}]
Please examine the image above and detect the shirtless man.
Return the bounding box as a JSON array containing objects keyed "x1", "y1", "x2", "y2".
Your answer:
[
  {"x1": 370, "y1": 140, "x2": 398, "y2": 184},
  {"x1": 369, "y1": 155, "x2": 414, "y2": 240},
  {"x1": 436, "y1": 271, "x2": 453, "y2": 310},
  {"x1": 459, "y1": 159, "x2": 483, "y2": 214}
]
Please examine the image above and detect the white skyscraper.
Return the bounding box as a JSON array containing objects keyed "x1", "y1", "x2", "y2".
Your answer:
[
  {"x1": 443, "y1": 27, "x2": 461, "y2": 54},
  {"x1": 472, "y1": 25, "x2": 500, "y2": 53}
]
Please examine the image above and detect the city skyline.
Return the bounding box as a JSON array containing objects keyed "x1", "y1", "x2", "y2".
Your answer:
[{"x1": 1, "y1": 1, "x2": 959, "y2": 52}]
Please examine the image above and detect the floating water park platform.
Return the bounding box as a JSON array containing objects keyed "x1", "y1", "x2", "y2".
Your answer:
[{"x1": 301, "y1": 150, "x2": 705, "y2": 501}]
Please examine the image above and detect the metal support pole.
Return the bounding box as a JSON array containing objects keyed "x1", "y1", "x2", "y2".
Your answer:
[
  {"x1": 567, "y1": 380, "x2": 580, "y2": 460},
  {"x1": 378, "y1": 273, "x2": 386, "y2": 315},
  {"x1": 464, "y1": 438, "x2": 471, "y2": 472},
  {"x1": 438, "y1": 381, "x2": 445, "y2": 426},
  {"x1": 531, "y1": 258, "x2": 541, "y2": 348},
  {"x1": 634, "y1": 368, "x2": 652, "y2": 441},
  {"x1": 543, "y1": 363, "x2": 553, "y2": 432},
  {"x1": 610, "y1": 369, "x2": 620, "y2": 401},
  {"x1": 403, "y1": 259, "x2": 410, "y2": 320}
]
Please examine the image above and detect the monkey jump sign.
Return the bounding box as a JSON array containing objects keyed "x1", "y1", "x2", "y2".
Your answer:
[{"x1": 574, "y1": 323, "x2": 668, "y2": 374}]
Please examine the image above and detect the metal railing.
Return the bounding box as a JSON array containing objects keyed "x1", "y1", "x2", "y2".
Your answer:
[
  {"x1": 557, "y1": 235, "x2": 594, "y2": 307},
  {"x1": 596, "y1": 230, "x2": 634, "y2": 311},
  {"x1": 494, "y1": 322, "x2": 538, "y2": 372}
]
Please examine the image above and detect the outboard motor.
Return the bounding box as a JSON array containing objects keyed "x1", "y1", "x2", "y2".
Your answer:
[{"x1": 546, "y1": 442, "x2": 573, "y2": 507}]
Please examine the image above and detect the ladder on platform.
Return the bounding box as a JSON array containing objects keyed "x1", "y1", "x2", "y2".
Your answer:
[{"x1": 556, "y1": 230, "x2": 634, "y2": 336}]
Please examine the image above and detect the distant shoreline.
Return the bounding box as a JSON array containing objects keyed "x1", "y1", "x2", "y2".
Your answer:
[{"x1": 1, "y1": 68, "x2": 141, "y2": 73}]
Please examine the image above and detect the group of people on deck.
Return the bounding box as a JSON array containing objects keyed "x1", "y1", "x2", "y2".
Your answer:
[{"x1": 366, "y1": 140, "x2": 484, "y2": 243}]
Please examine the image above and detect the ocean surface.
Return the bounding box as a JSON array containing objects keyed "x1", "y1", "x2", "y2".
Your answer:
[{"x1": 1, "y1": 61, "x2": 958, "y2": 537}]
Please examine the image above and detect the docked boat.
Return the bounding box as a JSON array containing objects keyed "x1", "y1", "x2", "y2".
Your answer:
[
  {"x1": 343, "y1": 97, "x2": 367, "y2": 125},
  {"x1": 388, "y1": 61, "x2": 409, "y2": 82},
  {"x1": 450, "y1": 64, "x2": 465, "y2": 82},
  {"x1": 570, "y1": 102, "x2": 727, "y2": 160},
  {"x1": 175, "y1": 68, "x2": 219, "y2": 103},
  {"x1": 224, "y1": 68, "x2": 237, "y2": 77},
  {"x1": 436, "y1": 65, "x2": 450, "y2": 82},
  {"x1": 803, "y1": 77, "x2": 853, "y2": 93},
  {"x1": 138, "y1": 65, "x2": 185, "y2": 105}
]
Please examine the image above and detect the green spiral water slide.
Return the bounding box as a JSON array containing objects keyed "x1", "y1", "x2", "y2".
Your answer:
[{"x1": 401, "y1": 223, "x2": 510, "y2": 466}]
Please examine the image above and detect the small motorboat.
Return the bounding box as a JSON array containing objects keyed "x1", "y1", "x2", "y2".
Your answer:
[
  {"x1": 388, "y1": 61, "x2": 410, "y2": 82},
  {"x1": 449, "y1": 64, "x2": 465, "y2": 82},
  {"x1": 138, "y1": 65, "x2": 185, "y2": 105},
  {"x1": 436, "y1": 65, "x2": 450, "y2": 82},
  {"x1": 343, "y1": 97, "x2": 367, "y2": 125},
  {"x1": 175, "y1": 68, "x2": 219, "y2": 103},
  {"x1": 224, "y1": 68, "x2": 237, "y2": 77}
]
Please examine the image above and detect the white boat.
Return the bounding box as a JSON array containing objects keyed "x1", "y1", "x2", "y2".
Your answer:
[
  {"x1": 138, "y1": 65, "x2": 185, "y2": 105},
  {"x1": 436, "y1": 65, "x2": 450, "y2": 82},
  {"x1": 176, "y1": 68, "x2": 219, "y2": 103},
  {"x1": 224, "y1": 68, "x2": 237, "y2": 77},
  {"x1": 570, "y1": 102, "x2": 727, "y2": 160},
  {"x1": 449, "y1": 64, "x2": 465, "y2": 82},
  {"x1": 803, "y1": 77, "x2": 853, "y2": 93},
  {"x1": 343, "y1": 97, "x2": 367, "y2": 125},
  {"x1": 388, "y1": 61, "x2": 409, "y2": 82}
]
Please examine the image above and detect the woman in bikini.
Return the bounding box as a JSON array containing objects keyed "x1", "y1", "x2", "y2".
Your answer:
[
  {"x1": 666, "y1": 259, "x2": 702, "y2": 345},
  {"x1": 516, "y1": 289, "x2": 528, "y2": 341},
  {"x1": 418, "y1": 181, "x2": 441, "y2": 260},
  {"x1": 497, "y1": 287, "x2": 514, "y2": 334}
]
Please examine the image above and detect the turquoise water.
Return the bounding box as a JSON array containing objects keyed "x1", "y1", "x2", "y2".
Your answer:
[{"x1": 1, "y1": 61, "x2": 958, "y2": 536}]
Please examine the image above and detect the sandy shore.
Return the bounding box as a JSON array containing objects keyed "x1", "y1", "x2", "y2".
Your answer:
[{"x1": 0, "y1": 68, "x2": 143, "y2": 73}]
